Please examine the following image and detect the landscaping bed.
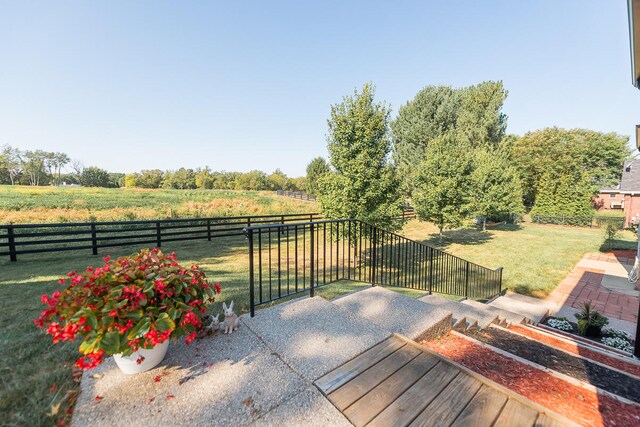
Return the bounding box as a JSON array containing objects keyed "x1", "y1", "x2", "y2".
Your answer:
[
  {"x1": 509, "y1": 324, "x2": 640, "y2": 378},
  {"x1": 421, "y1": 333, "x2": 640, "y2": 427},
  {"x1": 463, "y1": 327, "x2": 640, "y2": 403},
  {"x1": 543, "y1": 317, "x2": 635, "y2": 355}
]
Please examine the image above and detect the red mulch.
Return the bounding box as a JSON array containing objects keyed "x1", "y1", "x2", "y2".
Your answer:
[
  {"x1": 509, "y1": 325, "x2": 640, "y2": 378},
  {"x1": 421, "y1": 334, "x2": 640, "y2": 427}
]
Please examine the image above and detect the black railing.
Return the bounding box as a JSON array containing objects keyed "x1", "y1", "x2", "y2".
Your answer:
[
  {"x1": 243, "y1": 219, "x2": 503, "y2": 316},
  {"x1": 532, "y1": 214, "x2": 625, "y2": 228},
  {"x1": 0, "y1": 213, "x2": 322, "y2": 261},
  {"x1": 276, "y1": 190, "x2": 317, "y2": 201}
]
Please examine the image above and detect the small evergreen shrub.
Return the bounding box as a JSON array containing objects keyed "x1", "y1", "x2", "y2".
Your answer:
[
  {"x1": 601, "y1": 337, "x2": 633, "y2": 354},
  {"x1": 546, "y1": 318, "x2": 573, "y2": 332}
]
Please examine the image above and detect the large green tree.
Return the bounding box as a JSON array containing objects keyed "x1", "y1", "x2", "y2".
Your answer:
[
  {"x1": 305, "y1": 157, "x2": 330, "y2": 196},
  {"x1": 81, "y1": 166, "x2": 111, "y2": 187},
  {"x1": 392, "y1": 81, "x2": 508, "y2": 195},
  {"x1": 318, "y1": 83, "x2": 403, "y2": 229},
  {"x1": 510, "y1": 127, "x2": 630, "y2": 207},
  {"x1": 413, "y1": 134, "x2": 475, "y2": 238},
  {"x1": 471, "y1": 149, "x2": 524, "y2": 231}
]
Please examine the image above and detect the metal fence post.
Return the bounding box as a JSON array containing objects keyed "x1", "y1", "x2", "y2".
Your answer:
[
  {"x1": 156, "y1": 221, "x2": 162, "y2": 247},
  {"x1": 497, "y1": 267, "x2": 504, "y2": 295},
  {"x1": 7, "y1": 226, "x2": 17, "y2": 262},
  {"x1": 90, "y1": 223, "x2": 98, "y2": 255},
  {"x1": 465, "y1": 262, "x2": 470, "y2": 299},
  {"x1": 428, "y1": 248, "x2": 434, "y2": 294},
  {"x1": 310, "y1": 223, "x2": 315, "y2": 297},
  {"x1": 371, "y1": 227, "x2": 377, "y2": 285},
  {"x1": 248, "y1": 229, "x2": 255, "y2": 317}
]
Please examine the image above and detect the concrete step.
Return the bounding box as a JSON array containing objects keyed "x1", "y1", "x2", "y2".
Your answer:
[
  {"x1": 331, "y1": 286, "x2": 453, "y2": 341},
  {"x1": 489, "y1": 293, "x2": 550, "y2": 324},
  {"x1": 500, "y1": 291, "x2": 558, "y2": 312},
  {"x1": 461, "y1": 299, "x2": 528, "y2": 326},
  {"x1": 418, "y1": 294, "x2": 499, "y2": 330}
]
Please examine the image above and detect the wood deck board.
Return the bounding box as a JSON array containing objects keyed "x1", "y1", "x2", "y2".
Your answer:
[
  {"x1": 315, "y1": 336, "x2": 404, "y2": 394},
  {"x1": 535, "y1": 413, "x2": 568, "y2": 427},
  {"x1": 409, "y1": 372, "x2": 483, "y2": 427},
  {"x1": 315, "y1": 335, "x2": 574, "y2": 427},
  {"x1": 368, "y1": 362, "x2": 459, "y2": 427},
  {"x1": 328, "y1": 344, "x2": 421, "y2": 410},
  {"x1": 493, "y1": 399, "x2": 538, "y2": 427},
  {"x1": 450, "y1": 384, "x2": 508, "y2": 427},
  {"x1": 343, "y1": 353, "x2": 439, "y2": 427}
]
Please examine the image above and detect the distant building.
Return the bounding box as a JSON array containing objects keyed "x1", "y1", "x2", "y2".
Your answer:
[{"x1": 595, "y1": 159, "x2": 640, "y2": 226}]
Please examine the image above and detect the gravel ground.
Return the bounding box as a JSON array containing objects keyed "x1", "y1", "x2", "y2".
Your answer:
[
  {"x1": 464, "y1": 327, "x2": 640, "y2": 403},
  {"x1": 242, "y1": 296, "x2": 390, "y2": 381},
  {"x1": 73, "y1": 326, "x2": 310, "y2": 427}
]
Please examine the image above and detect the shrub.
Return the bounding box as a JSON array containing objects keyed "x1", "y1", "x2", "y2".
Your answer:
[
  {"x1": 546, "y1": 318, "x2": 573, "y2": 332},
  {"x1": 603, "y1": 328, "x2": 632, "y2": 341},
  {"x1": 601, "y1": 337, "x2": 633, "y2": 354},
  {"x1": 574, "y1": 301, "x2": 608, "y2": 337},
  {"x1": 35, "y1": 248, "x2": 221, "y2": 369}
]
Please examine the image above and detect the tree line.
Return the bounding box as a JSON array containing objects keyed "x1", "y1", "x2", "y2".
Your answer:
[
  {"x1": 304, "y1": 82, "x2": 630, "y2": 234},
  {"x1": 0, "y1": 146, "x2": 306, "y2": 191}
]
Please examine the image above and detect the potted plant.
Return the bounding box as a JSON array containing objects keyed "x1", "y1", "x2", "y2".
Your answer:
[
  {"x1": 574, "y1": 301, "x2": 609, "y2": 338},
  {"x1": 35, "y1": 248, "x2": 221, "y2": 374}
]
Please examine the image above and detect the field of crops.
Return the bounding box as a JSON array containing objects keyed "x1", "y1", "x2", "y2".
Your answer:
[{"x1": 0, "y1": 186, "x2": 315, "y2": 224}]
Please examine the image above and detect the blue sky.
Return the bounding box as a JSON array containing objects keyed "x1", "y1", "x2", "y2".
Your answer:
[{"x1": 1, "y1": 1, "x2": 639, "y2": 177}]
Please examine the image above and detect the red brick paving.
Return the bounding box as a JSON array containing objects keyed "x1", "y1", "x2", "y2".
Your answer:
[{"x1": 546, "y1": 253, "x2": 639, "y2": 323}]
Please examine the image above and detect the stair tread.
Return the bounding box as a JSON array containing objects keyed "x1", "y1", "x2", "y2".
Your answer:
[
  {"x1": 418, "y1": 294, "x2": 499, "y2": 329},
  {"x1": 489, "y1": 296, "x2": 549, "y2": 324},
  {"x1": 462, "y1": 299, "x2": 528, "y2": 325},
  {"x1": 332, "y1": 287, "x2": 452, "y2": 341}
]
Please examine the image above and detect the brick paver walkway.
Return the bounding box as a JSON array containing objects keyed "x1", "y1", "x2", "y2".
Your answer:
[{"x1": 546, "y1": 252, "x2": 639, "y2": 323}]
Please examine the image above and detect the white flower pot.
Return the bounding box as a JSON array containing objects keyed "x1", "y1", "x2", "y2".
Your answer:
[{"x1": 113, "y1": 340, "x2": 169, "y2": 375}]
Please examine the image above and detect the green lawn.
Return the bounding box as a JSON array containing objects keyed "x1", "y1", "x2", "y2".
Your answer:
[
  {"x1": 0, "y1": 219, "x2": 636, "y2": 425},
  {"x1": 401, "y1": 220, "x2": 637, "y2": 297}
]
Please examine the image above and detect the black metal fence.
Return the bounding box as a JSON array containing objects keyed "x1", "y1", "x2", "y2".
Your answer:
[
  {"x1": 276, "y1": 190, "x2": 317, "y2": 201},
  {"x1": 532, "y1": 214, "x2": 625, "y2": 229},
  {"x1": 243, "y1": 219, "x2": 503, "y2": 316},
  {"x1": 0, "y1": 213, "x2": 322, "y2": 261}
]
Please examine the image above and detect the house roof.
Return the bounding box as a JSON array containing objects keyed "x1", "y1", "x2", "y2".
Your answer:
[{"x1": 603, "y1": 159, "x2": 640, "y2": 192}]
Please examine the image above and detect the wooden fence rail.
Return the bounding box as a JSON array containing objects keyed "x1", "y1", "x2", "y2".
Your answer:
[{"x1": 0, "y1": 213, "x2": 322, "y2": 262}]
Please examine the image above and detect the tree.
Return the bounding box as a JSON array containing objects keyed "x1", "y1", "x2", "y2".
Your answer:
[
  {"x1": 70, "y1": 160, "x2": 84, "y2": 185},
  {"x1": 137, "y1": 169, "x2": 164, "y2": 188},
  {"x1": 81, "y1": 167, "x2": 110, "y2": 187},
  {"x1": 195, "y1": 167, "x2": 214, "y2": 189},
  {"x1": 305, "y1": 157, "x2": 330, "y2": 196},
  {"x1": 471, "y1": 149, "x2": 524, "y2": 231},
  {"x1": 392, "y1": 81, "x2": 508, "y2": 195},
  {"x1": 267, "y1": 169, "x2": 290, "y2": 190},
  {"x1": 318, "y1": 83, "x2": 403, "y2": 229},
  {"x1": 22, "y1": 150, "x2": 48, "y2": 186},
  {"x1": 413, "y1": 134, "x2": 475, "y2": 238},
  {"x1": 124, "y1": 173, "x2": 139, "y2": 188},
  {"x1": 163, "y1": 168, "x2": 196, "y2": 189},
  {"x1": 0, "y1": 145, "x2": 22, "y2": 185},
  {"x1": 51, "y1": 152, "x2": 70, "y2": 186},
  {"x1": 509, "y1": 127, "x2": 630, "y2": 207}
]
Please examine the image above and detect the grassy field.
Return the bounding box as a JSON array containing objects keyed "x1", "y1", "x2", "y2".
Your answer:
[
  {"x1": 0, "y1": 186, "x2": 315, "y2": 223},
  {"x1": 0, "y1": 218, "x2": 636, "y2": 425}
]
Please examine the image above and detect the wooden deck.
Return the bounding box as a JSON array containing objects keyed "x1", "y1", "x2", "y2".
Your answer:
[{"x1": 315, "y1": 335, "x2": 576, "y2": 427}]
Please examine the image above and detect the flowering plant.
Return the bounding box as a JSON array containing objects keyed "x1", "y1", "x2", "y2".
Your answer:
[{"x1": 35, "y1": 248, "x2": 221, "y2": 370}]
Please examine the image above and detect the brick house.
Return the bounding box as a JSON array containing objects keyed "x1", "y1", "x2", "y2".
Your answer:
[{"x1": 594, "y1": 159, "x2": 640, "y2": 226}]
